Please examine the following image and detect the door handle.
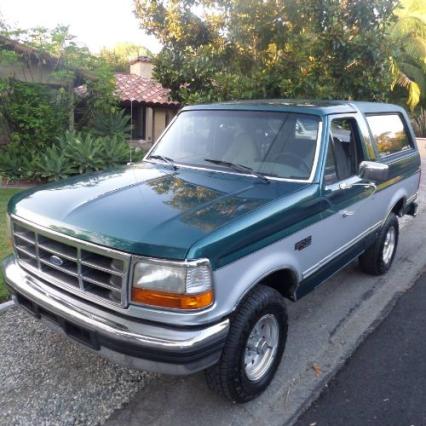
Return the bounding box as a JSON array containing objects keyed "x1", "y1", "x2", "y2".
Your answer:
[
  {"x1": 339, "y1": 182, "x2": 376, "y2": 190},
  {"x1": 341, "y1": 210, "x2": 354, "y2": 218}
]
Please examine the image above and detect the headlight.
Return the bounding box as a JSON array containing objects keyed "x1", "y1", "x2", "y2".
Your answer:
[{"x1": 131, "y1": 258, "x2": 213, "y2": 310}]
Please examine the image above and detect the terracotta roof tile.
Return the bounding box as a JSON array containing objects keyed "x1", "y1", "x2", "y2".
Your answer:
[{"x1": 114, "y1": 73, "x2": 179, "y2": 107}]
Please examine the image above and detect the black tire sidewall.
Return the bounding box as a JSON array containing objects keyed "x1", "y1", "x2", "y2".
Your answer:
[
  {"x1": 221, "y1": 286, "x2": 288, "y2": 403},
  {"x1": 377, "y1": 213, "x2": 399, "y2": 274},
  {"x1": 238, "y1": 303, "x2": 287, "y2": 394}
]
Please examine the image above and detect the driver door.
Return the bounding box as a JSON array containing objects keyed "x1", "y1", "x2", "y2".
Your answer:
[{"x1": 320, "y1": 115, "x2": 378, "y2": 259}]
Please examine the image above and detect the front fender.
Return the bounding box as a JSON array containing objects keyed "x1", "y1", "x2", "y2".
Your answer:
[{"x1": 212, "y1": 239, "x2": 301, "y2": 318}]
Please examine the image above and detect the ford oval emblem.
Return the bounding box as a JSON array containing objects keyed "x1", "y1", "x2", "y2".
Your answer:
[{"x1": 49, "y1": 255, "x2": 64, "y2": 266}]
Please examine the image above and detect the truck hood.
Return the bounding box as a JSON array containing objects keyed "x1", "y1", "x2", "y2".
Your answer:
[{"x1": 9, "y1": 163, "x2": 305, "y2": 259}]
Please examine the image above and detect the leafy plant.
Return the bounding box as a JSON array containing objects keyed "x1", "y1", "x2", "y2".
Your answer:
[
  {"x1": 91, "y1": 109, "x2": 132, "y2": 138},
  {"x1": 63, "y1": 133, "x2": 104, "y2": 174},
  {"x1": 0, "y1": 23, "x2": 119, "y2": 138},
  {"x1": 0, "y1": 142, "x2": 37, "y2": 182},
  {"x1": 97, "y1": 135, "x2": 132, "y2": 167},
  {"x1": 389, "y1": 0, "x2": 426, "y2": 110},
  {"x1": 413, "y1": 107, "x2": 426, "y2": 137},
  {"x1": 135, "y1": 0, "x2": 397, "y2": 104},
  {"x1": 0, "y1": 79, "x2": 70, "y2": 147},
  {"x1": 34, "y1": 146, "x2": 75, "y2": 181},
  {"x1": 0, "y1": 130, "x2": 143, "y2": 182}
]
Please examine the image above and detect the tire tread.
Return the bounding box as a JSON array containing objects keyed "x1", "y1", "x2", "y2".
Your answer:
[{"x1": 205, "y1": 285, "x2": 287, "y2": 403}]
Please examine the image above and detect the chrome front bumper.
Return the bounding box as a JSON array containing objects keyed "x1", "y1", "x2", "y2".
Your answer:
[{"x1": 1, "y1": 256, "x2": 229, "y2": 375}]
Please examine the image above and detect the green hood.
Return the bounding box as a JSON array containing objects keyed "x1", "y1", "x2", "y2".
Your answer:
[{"x1": 9, "y1": 162, "x2": 308, "y2": 262}]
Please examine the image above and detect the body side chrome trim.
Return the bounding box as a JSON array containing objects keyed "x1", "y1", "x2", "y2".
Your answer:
[{"x1": 301, "y1": 221, "x2": 382, "y2": 279}]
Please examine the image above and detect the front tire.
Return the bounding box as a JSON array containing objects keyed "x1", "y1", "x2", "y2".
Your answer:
[
  {"x1": 205, "y1": 285, "x2": 287, "y2": 403},
  {"x1": 359, "y1": 212, "x2": 399, "y2": 275}
]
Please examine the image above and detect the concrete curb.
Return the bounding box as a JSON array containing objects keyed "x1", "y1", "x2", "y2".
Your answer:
[{"x1": 0, "y1": 299, "x2": 15, "y2": 314}]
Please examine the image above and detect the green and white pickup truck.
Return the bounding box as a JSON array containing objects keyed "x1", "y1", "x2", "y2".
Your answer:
[{"x1": 1, "y1": 100, "x2": 420, "y2": 402}]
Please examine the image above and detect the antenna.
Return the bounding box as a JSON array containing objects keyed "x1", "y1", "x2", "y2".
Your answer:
[{"x1": 128, "y1": 99, "x2": 134, "y2": 165}]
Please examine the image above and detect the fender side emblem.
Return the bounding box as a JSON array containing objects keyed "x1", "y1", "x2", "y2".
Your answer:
[{"x1": 295, "y1": 236, "x2": 312, "y2": 251}]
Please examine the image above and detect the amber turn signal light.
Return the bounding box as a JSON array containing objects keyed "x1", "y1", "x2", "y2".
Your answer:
[{"x1": 131, "y1": 288, "x2": 214, "y2": 310}]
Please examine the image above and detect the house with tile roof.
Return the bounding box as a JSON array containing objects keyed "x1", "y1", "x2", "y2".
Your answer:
[{"x1": 117, "y1": 56, "x2": 180, "y2": 146}]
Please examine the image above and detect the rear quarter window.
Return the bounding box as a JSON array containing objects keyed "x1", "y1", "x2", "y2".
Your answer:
[{"x1": 366, "y1": 114, "x2": 412, "y2": 157}]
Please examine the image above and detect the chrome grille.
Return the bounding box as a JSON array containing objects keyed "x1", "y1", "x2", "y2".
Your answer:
[{"x1": 12, "y1": 218, "x2": 130, "y2": 308}]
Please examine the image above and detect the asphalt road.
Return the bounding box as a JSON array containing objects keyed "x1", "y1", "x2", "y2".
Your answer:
[{"x1": 296, "y1": 270, "x2": 426, "y2": 426}]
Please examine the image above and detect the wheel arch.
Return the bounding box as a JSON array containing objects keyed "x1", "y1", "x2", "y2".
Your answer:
[
  {"x1": 386, "y1": 187, "x2": 408, "y2": 219},
  {"x1": 231, "y1": 267, "x2": 299, "y2": 313},
  {"x1": 258, "y1": 268, "x2": 299, "y2": 301},
  {"x1": 391, "y1": 197, "x2": 406, "y2": 217}
]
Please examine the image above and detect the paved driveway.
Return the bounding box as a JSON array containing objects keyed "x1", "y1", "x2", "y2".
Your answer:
[{"x1": 1, "y1": 141, "x2": 425, "y2": 426}]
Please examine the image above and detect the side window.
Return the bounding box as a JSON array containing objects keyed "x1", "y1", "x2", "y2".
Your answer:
[
  {"x1": 325, "y1": 118, "x2": 363, "y2": 184},
  {"x1": 366, "y1": 114, "x2": 412, "y2": 157}
]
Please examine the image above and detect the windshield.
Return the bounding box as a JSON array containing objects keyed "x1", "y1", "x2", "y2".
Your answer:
[{"x1": 148, "y1": 110, "x2": 321, "y2": 180}]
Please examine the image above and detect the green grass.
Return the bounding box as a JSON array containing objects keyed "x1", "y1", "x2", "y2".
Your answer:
[{"x1": 0, "y1": 189, "x2": 21, "y2": 302}]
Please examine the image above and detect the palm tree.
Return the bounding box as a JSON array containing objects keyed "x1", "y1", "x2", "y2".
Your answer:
[{"x1": 390, "y1": 0, "x2": 426, "y2": 110}]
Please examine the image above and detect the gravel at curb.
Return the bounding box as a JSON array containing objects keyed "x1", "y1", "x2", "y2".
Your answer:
[{"x1": 0, "y1": 307, "x2": 156, "y2": 426}]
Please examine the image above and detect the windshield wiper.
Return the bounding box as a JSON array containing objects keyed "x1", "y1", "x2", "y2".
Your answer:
[
  {"x1": 149, "y1": 154, "x2": 178, "y2": 170},
  {"x1": 204, "y1": 159, "x2": 270, "y2": 184}
]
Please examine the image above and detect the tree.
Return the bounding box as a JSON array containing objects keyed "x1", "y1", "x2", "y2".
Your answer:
[
  {"x1": 134, "y1": 0, "x2": 398, "y2": 104},
  {"x1": 100, "y1": 42, "x2": 153, "y2": 72},
  {"x1": 0, "y1": 24, "x2": 119, "y2": 133},
  {"x1": 389, "y1": 0, "x2": 426, "y2": 110}
]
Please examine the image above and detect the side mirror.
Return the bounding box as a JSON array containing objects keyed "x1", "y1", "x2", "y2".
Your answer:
[{"x1": 359, "y1": 161, "x2": 389, "y2": 182}]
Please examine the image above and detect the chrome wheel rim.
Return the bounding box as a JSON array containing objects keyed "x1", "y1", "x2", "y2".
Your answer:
[
  {"x1": 244, "y1": 314, "x2": 279, "y2": 382},
  {"x1": 382, "y1": 227, "x2": 396, "y2": 265}
]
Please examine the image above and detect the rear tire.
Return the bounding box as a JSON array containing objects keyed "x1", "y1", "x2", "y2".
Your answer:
[
  {"x1": 359, "y1": 212, "x2": 399, "y2": 275},
  {"x1": 205, "y1": 285, "x2": 287, "y2": 403}
]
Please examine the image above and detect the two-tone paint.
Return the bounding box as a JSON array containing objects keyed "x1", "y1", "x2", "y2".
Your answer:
[{"x1": 4, "y1": 100, "x2": 421, "y2": 332}]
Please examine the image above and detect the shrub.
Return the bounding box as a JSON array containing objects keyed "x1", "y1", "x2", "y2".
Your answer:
[
  {"x1": 413, "y1": 108, "x2": 426, "y2": 138},
  {"x1": 0, "y1": 142, "x2": 37, "y2": 182},
  {"x1": 91, "y1": 109, "x2": 132, "y2": 138},
  {"x1": 0, "y1": 79, "x2": 70, "y2": 147},
  {"x1": 63, "y1": 132, "x2": 104, "y2": 174},
  {"x1": 0, "y1": 131, "x2": 145, "y2": 182},
  {"x1": 35, "y1": 146, "x2": 76, "y2": 181}
]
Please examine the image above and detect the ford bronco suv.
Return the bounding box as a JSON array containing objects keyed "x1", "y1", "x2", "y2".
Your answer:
[{"x1": 1, "y1": 100, "x2": 420, "y2": 403}]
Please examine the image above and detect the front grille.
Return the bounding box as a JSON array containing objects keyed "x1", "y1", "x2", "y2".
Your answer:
[{"x1": 11, "y1": 218, "x2": 130, "y2": 308}]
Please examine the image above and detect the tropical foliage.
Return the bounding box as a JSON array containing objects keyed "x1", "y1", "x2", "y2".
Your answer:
[
  {"x1": 134, "y1": 0, "x2": 398, "y2": 104},
  {"x1": 0, "y1": 131, "x2": 144, "y2": 182},
  {"x1": 390, "y1": 0, "x2": 426, "y2": 110},
  {"x1": 0, "y1": 23, "x2": 143, "y2": 183},
  {"x1": 91, "y1": 109, "x2": 132, "y2": 138}
]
